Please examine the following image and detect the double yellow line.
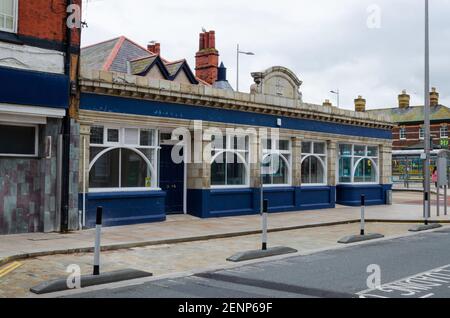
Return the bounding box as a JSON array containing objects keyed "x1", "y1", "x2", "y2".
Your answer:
[{"x1": 0, "y1": 262, "x2": 22, "y2": 278}]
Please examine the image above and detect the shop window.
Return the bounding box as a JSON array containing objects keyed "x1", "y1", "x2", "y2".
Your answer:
[
  {"x1": 338, "y1": 144, "x2": 379, "y2": 184},
  {"x1": 262, "y1": 138, "x2": 291, "y2": 186},
  {"x1": 0, "y1": 124, "x2": 38, "y2": 157},
  {"x1": 0, "y1": 0, "x2": 17, "y2": 33},
  {"x1": 89, "y1": 126, "x2": 158, "y2": 191},
  {"x1": 211, "y1": 135, "x2": 249, "y2": 187},
  {"x1": 301, "y1": 141, "x2": 326, "y2": 185}
]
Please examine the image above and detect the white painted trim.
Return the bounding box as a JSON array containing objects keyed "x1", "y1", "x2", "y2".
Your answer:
[
  {"x1": 89, "y1": 187, "x2": 162, "y2": 193},
  {"x1": 210, "y1": 185, "x2": 251, "y2": 190},
  {"x1": 0, "y1": 103, "x2": 66, "y2": 118},
  {"x1": 0, "y1": 113, "x2": 46, "y2": 125}
]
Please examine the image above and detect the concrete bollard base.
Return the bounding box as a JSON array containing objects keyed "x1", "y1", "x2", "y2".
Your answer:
[
  {"x1": 338, "y1": 233, "x2": 384, "y2": 244},
  {"x1": 227, "y1": 246, "x2": 298, "y2": 263},
  {"x1": 409, "y1": 223, "x2": 442, "y2": 232},
  {"x1": 30, "y1": 269, "x2": 152, "y2": 295}
]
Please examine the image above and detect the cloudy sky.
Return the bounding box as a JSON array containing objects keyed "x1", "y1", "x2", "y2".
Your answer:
[{"x1": 81, "y1": 0, "x2": 450, "y2": 110}]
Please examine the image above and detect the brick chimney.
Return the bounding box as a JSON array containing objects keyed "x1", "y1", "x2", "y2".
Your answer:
[
  {"x1": 430, "y1": 87, "x2": 439, "y2": 107},
  {"x1": 398, "y1": 89, "x2": 410, "y2": 109},
  {"x1": 354, "y1": 95, "x2": 366, "y2": 112},
  {"x1": 148, "y1": 42, "x2": 160, "y2": 55},
  {"x1": 195, "y1": 30, "x2": 219, "y2": 85}
]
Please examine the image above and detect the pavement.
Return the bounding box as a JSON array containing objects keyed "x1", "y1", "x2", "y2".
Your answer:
[
  {"x1": 1, "y1": 191, "x2": 449, "y2": 267},
  {"x1": 55, "y1": 226, "x2": 450, "y2": 299},
  {"x1": 0, "y1": 191, "x2": 449, "y2": 298}
]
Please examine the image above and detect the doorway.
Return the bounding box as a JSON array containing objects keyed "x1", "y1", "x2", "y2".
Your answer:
[{"x1": 159, "y1": 145, "x2": 185, "y2": 214}]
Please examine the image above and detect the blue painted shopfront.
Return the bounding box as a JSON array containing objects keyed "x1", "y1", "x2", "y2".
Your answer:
[{"x1": 80, "y1": 93, "x2": 392, "y2": 226}]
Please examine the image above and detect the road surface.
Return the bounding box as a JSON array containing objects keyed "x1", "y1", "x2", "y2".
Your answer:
[{"x1": 64, "y1": 227, "x2": 450, "y2": 298}]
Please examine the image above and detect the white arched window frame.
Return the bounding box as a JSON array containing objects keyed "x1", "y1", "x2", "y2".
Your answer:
[
  {"x1": 210, "y1": 150, "x2": 250, "y2": 188},
  {"x1": 301, "y1": 154, "x2": 327, "y2": 186},
  {"x1": 352, "y1": 157, "x2": 379, "y2": 184},
  {"x1": 337, "y1": 144, "x2": 379, "y2": 184},
  {"x1": 262, "y1": 151, "x2": 292, "y2": 187},
  {"x1": 301, "y1": 141, "x2": 327, "y2": 186},
  {"x1": 88, "y1": 125, "x2": 160, "y2": 192},
  {"x1": 210, "y1": 134, "x2": 250, "y2": 188}
]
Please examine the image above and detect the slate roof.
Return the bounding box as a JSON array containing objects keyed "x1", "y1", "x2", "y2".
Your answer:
[
  {"x1": 368, "y1": 105, "x2": 450, "y2": 124},
  {"x1": 81, "y1": 36, "x2": 202, "y2": 85}
]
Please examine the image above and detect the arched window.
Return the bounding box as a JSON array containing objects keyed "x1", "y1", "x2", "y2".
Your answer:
[
  {"x1": 338, "y1": 144, "x2": 379, "y2": 184},
  {"x1": 262, "y1": 139, "x2": 291, "y2": 186},
  {"x1": 354, "y1": 158, "x2": 377, "y2": 183},
  {"x1": 89, "y1": 126, "x2": 158, "y2": 191},
  {"x1": 211, "y1": 135, "x2": 250, "y2": 187},
  {"x1": 301, "y1": 141, "x2": 327, "y2": 185}
]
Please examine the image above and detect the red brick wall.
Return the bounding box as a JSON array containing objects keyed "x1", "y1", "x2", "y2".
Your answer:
[
  {"x1": 392, "y1": 123, "x2": 447, "y2": 150},
  {"x1": 17, "y1": 0, "x2": 81, "y2": 46}
]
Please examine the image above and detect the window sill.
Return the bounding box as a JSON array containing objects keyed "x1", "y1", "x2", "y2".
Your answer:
[
  {"x1": 0, "y1": 30, "x2": 22, "y2": 45},
  {"x1": 89, "y1": 187, "x2": 161, "y2": 193}
]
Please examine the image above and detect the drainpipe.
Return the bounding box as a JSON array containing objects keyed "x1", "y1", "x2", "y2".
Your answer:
[{"x1": 60, "y1": 0, "x2": 73, "y2": 232}]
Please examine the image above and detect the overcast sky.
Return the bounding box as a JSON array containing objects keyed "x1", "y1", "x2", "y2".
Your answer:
[{"x1": 81, "y1": 0, "x2": 450, "y2": 110}]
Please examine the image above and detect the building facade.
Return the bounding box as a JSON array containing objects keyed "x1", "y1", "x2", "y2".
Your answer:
[
  {"x1": 368, "y1": 89, "x2": 450, "y2": 187},
  {"x1": 0, "y1": 0, "x2": 81, "y2": 234},
  {"x1": 77, "y1": 31, "x2": 394, "y2": 229}
]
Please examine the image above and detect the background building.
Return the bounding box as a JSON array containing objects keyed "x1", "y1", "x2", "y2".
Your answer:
[
  {"x1": 0, "y1": 0, "x2": 81, "y2": 234},
  {"x1": 367, "y1": 89, "x2": 450, "y2": 188}
]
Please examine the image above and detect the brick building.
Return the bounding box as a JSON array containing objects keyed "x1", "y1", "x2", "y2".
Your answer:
[
  {"x1": 77, "y1": 30, "x2": 393, "y2": 229},
  {"x1": 367, "y1": 89, "x2": 450, "y2": 151},
  {"x1": 0, "y1": 0, "x2": 81, "y2": 234}
]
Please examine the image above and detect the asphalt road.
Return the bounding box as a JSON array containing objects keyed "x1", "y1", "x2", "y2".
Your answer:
[{"x1": 66, "y1": 228, "x2": 450, "y2": 298}]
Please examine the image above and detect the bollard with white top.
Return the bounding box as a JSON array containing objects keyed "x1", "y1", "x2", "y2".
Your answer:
[
  {"x1": 360, "y1": 195, "x2": 366, "y2": 236},
  {"x1": 93, "y1": 206, "x2": 103, "y2": 276}
]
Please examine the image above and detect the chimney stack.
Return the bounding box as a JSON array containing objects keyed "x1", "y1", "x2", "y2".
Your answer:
[
  {"x1": 195, "y1": 30, "x2": 219, "y2": 85},
  {"x1": 148, "y1": 42, "x2": 160, "y2": 55},
  {"x1": 398, "y1": 89, "x2": 410, "y2": 109},
  {"x1": 354, "y1": 95, "x2": 366, "y2": 112},
  {"x1": 322, "y1": 99, "x2": 332, "y2": 107},
  {"x1": 430, "y1": 87, "x2": 439, "y2": 107}
]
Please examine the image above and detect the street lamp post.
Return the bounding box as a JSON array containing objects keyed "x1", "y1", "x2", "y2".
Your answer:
[
  {"x1": 236, "y1": 44, "x2": 255, "y2": 92},
  {"x1": 330, "y1": 89, "x2": 340, "y2": 108},
  {"x1": 424, "y1": 0, "x2": 431, "y2": 224}
]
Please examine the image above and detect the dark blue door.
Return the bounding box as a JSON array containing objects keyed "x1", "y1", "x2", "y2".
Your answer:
[{"x1": 160, "y1": 145, "x2": 184, "y2": 214}]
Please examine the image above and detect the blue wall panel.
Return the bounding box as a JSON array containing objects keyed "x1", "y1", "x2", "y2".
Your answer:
[
  {"x1": 187, "y1": 186, "x2": 337, "y2": 218},
  {"x1": 0, "y1": 66, "x2": 69, "y2": 108},
  {"x1": 80, "y1": 93, "x2": 392, "y2": 140},
  {"x1": 82, "y1": 191, "x2": 166, "y2": 228},
  {"x1": 336, "y1": 184, "x2": 392, "y2": 206},
  {"x1": 298, "y1": 186, "x2": 336, "y2": 210}
]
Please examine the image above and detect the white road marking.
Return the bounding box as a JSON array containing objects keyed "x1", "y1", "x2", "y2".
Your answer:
[{"x1": 358, "y1": 264, "x2": 450, "y2": 298}]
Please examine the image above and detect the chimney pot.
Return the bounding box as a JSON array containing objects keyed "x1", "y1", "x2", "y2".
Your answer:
[
  {"x1": 430, "y1": 87, "x2": 439, "y2": 106},
  {"x1": 323, "y1": 99, "x2": 332, "y2": 107},
  {"x1": 398, "y1": 89, "x2": 410, "y2": 109},
  {"x1": 355, "y1": 95, "x2": 366, "y2": 112},
  {"x1": 148, "y1": 42, "x2": 160, "y2": 55}
]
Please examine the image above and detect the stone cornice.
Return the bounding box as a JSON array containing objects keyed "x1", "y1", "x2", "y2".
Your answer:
[{"x1": 79, "y1": 69, "x2": 394, "y2": 130}]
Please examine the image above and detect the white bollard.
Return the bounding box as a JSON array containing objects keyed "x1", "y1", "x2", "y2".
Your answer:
[
  {"x1": 360, "y1": 195, "x2": 366, "y2": 236},
  {"x1": 93, "y1": 206, "x2": 103, "y2": 276}
]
